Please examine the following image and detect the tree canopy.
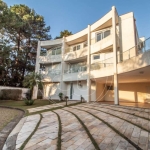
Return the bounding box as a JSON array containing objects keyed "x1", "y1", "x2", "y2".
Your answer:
[
  {"x1": 55, "y1": 30, "x2": 72, "y2": 39},
  {"x1": 0, "y1": 0, "x2": 51, "y2": 87}
]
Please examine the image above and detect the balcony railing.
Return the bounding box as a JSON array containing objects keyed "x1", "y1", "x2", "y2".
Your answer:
[
  {"x1": 64, "y1": 66, "x2": 87, "y2": 74},
  {"x1": 118, "y1": 37, "x2": 150, "y2": 63},
  {"x1": 91, "y1": 57, "x2": 113, "y2": 70},
  {"x1": 39, "y1": 55, "x2": 62, "y2": 63},
  {"x1": 64, "y1": 47, "x2": 87, "y2": 61}
]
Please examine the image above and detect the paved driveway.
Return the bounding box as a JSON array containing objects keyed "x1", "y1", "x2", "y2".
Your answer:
[{"x1": 3, "y1": 103, "x2": 150, "y2": 150}]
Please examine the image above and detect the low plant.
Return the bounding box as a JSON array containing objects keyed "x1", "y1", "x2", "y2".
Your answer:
[
  {"x1": 24, "y1": 91, "x2": 34, "y2": 106},
  {"x1": 58, "y1": 92, "x2": 63, "y2": 101}
]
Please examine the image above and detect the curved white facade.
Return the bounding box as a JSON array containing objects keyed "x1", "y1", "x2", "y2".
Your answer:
[{"x1": 34, "y1": 6, "x2": 150, "y2": 104}]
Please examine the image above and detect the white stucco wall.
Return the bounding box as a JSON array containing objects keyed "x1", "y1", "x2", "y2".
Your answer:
[{"x1": 66, "y1": 81, "x2": 88, "y2": 101}]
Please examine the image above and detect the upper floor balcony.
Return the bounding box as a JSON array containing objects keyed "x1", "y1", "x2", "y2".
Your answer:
[
  {"x1": 64, "y1": 42, "x2": 87, "y2": 62},
  {"x1": 39, "y1": 47, "x2": 62, "y2": 64},
  {"x1": 63, "y1": 65, "x2": 87, "y2": 81},
  {"x1": 40, "y1": 70, "x2": 61, "y2": 82},
  {"x1": 91, "y1": 28, "x2": 119, "y2": 54}
]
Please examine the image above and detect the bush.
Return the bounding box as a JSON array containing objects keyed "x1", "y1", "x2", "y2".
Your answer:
[
  {"x1": 0, "y1": 89, "x2": 22, "y2": 100},
  {"x1": 24, "y1": 91, "x2": 34, "y2": 105},
  {"x1": 24, "y1": 99, "x2": 34, "y2": 106},
  {"x1": 58, "y1": 92, "x2": 63, "y2": 101}
]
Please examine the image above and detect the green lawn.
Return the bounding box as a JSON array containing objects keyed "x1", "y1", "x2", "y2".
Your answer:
[{"x1": 0, "y1": 100, "x2": 61, "y2": 115}]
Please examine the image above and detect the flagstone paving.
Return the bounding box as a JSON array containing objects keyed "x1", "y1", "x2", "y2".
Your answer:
[
  {"x1": 54, "y1": 109, "x2": 95, "y2": 150},
  {"x1": 64, "y1": 107, "x2": 136, "y2": 150},
  {"x1": 73, "y1": 105, "x2": 150, "y2": 150},
  {"x1": 27, "y1": 101, "x2": 79, "y2": 113},
  {"x1": 83, "y1": 103, "x2": 150, "y2": 131},
  {"x1": 2, "y1": 102, "x2": 150, "y2": 150},
  {"x1": 24, "y1": 112, "x2": 58, "y2": 150}
]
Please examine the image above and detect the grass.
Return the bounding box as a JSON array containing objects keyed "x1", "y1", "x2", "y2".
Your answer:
[
  {"x1": 20, "y1": 114, "x2": 42, "y2": 150},
  {"x1": 52, "y1": 111, "x2": 62, "y2": 150},
  {"x1": 72, "y1": 107, "x2": 142, "y2": 150},
  {"x1": 0, "y1": 100, "x2": 62, "y2": 116}
]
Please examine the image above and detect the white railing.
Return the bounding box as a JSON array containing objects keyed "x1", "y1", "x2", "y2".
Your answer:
[
  {"x1": 64, "y1": 66, "x2": 87, "y2": 74},
  {"x1": 91, "y1": 57, "x2": 113, "y2": 70},
  {"x1": 39, "y1": 55, "x2": 62, "y2": 63},
  {"x1": 64, "y1": 47, "x2": 87, "y2": 61},
  {"x1": 118, "y1": 37, "x2": 150, "y2": 63},
  {"x1": 40, "y1": 70, "x2": 61, "y2": 78}
]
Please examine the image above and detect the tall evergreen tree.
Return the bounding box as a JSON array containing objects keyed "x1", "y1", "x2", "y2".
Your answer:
[{"x1": 0, "y1": 2, "x2": 51, "y2": 86}]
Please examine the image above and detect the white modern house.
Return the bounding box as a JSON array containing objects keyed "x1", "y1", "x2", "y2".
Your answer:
[{"x1": 33, "y1": 6, "x2": 150, "y2": 104}]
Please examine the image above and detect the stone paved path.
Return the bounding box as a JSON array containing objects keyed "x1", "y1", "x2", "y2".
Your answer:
[
  {"x1": 54, "y1": 109, "x2": 95, "y2": 150},
  {"x1": 24, "y1": 112, "x2": 58, "y2": 150},
  {"x1": 27, "y1": 101, "x2": 78, "y2": 113},
  {"x1": 75, "y1": 104, "x2": 150, "y2": 150},
  {"x1": 3, "y1": 102, "x2": 150, "y2": 150},
  {"x1": 64, "y1": 107, "x2": 136, "y2": 150}
]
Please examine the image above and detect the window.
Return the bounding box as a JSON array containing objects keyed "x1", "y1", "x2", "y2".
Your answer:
[
  {"x1": 73, "y1": 46, "x2": 76, "y2": 51},
  {"x1": 77, "y1": 45, "x2": 80, "y2": 50},
  {"x1": 96, "y1": 29, "x2": 111, "y2": 42},
  {"x1": 104, "y1": 30, "x2": 110, "y2": 38},
  {"x1": 73, "y1": 45, "x2": 81, "y2": 51},
  {"x1": 107, "y1": 86, "x2": 113, "y2": 90},
  {"x1": 51, "y1": 47, "x2": 61, "y2": 55},
  {"x1": 93, "y1": 55, "x2": 100, "y2": 60},
  {"x1": 97, "y1": 32, "x2": 102, "y2": 42}
]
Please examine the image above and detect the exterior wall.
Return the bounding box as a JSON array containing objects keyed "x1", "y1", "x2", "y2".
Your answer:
[
  {"x1": 119, "y1": 13, "x2": 136, "y2": 53},
  {"x1": 104, "y1": 83, "x2": 150, "y2": 103},
  {"x1": 34, "y1": 7, "x2": 147, "y2": 104},
  {"x1": 43, "y1": 82, "x2": 61, "y2": 100},
  {"x1": 0, "y1": 86, "x2": 29, "y2": 100},
  {"x1": 96, "y1": 83, "x2": 105, "y2": 101},
  {"x1": 66, "y1": 81, "x2": 88, "y2": 101}
]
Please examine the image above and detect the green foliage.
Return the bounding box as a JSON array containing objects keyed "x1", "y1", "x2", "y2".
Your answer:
[
  {"x1": 55, "y1": 30, "x2": 72, "y2": 39},
  {"x1": 24, "y1": 99, "x2": 34, "y2": 106},
  {"x1": 58, "y1": 92, "x2": 63, "y2": 101},
  {"x1": 23, "y1": 72, "x2": 42, "y2": 98},
  {"x1": 0, "y1": 89, "x2": 22, "y2": 100},
  {"x1": 0, "y1": 2, "x2": 51, "y2": 87}
]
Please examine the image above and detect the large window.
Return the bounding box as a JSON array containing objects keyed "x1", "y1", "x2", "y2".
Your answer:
[
  {"x1": 96, "y1": 30, "x2": 111, "y2": 42},
  {"x1": 51, "y1": 47, "x2": 61, "y2": 55}
]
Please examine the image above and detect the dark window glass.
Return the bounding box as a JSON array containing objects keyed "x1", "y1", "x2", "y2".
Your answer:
[
  {"x1": 73, "y1": 46, "x2": 76, "y2": 51},
  {"x1": 97, "y1": 32, "x2": 102, "y2": 42},
  {"x1": 104, "y1": 30, "x2": 110, "y2": 38},
  {"x1": 77, "y1": 45, "x2": 80, "y2": 50},
  {"x1": 93, "y1": 55, "x2": 100, "y2": 60}
]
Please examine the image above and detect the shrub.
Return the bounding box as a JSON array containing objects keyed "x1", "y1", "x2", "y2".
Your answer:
[
  {"x1": 24, "y1": 91, "x2": 34, "y2": 106},
  {"x1": 0, "y1": 89, "x2": 22, "y2": 100},
  {"x1": 24, "y1": 99, "x2": 34, "y2": 106},
  {"x1": 58, "y1": 92, "x2": 64, "y2": 101}
]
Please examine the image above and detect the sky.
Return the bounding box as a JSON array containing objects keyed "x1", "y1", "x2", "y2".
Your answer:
[{"x1": 4, "y1": 0, "x2": 150, "y2": 39}]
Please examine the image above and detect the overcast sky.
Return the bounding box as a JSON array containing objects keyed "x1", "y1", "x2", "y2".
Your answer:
[{"x1": 4, "y1": 0, "x2": 150, "y2": 39}]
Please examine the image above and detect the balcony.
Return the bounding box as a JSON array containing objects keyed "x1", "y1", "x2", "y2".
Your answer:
[
  {"x1": 90, "y1": 57, "x2": 114, "y2": 79},
  {"x1": 64, "y1": 46, "x2": 87, "y2": 62},
  {"x1": 63, "y1": 66, "x2": 87, "y2": 81},
  {"x1": 39, "y1": 55, "x2": 62, "y2": 64},
  {"x1": 40, "y1": 70, "x2": 61, "y2": 82}
]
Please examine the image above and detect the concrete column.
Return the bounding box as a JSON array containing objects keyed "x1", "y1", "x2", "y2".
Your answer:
[
  {"x1": 112, "y1": 6, "x2": 119, "y2": 105},
  {"x1": 60, "y1": 37, "x2": 67, "y2": 97},
  {"x1": 33, "y1": 41, "x2": 41, "y2": 99},
  {"x1": 87, "y1": 25, "x2": 91, "y2": 102}
]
